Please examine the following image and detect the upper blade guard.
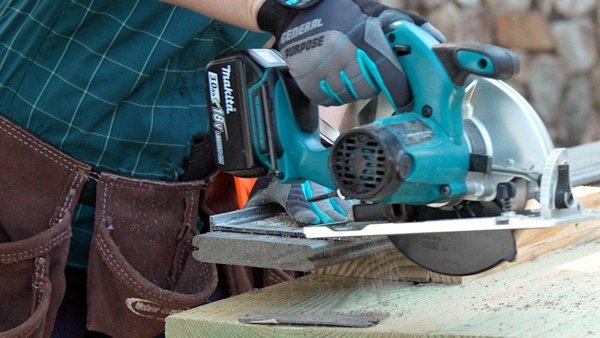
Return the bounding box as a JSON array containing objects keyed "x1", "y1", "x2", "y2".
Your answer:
[{"x1": 468, "y1": 77, "x2": 553, "y2": 179}]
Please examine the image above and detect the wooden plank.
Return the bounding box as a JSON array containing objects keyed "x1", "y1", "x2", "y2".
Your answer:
[
  {"x1": 315, "y1": 186, "x2": 600, "y2": 284},
  {"x1": 314, "y1": 247, "x2": 431, "y2": 282},
  {"x1": 166, "y1": 240, "x2": 600, "y2": 337}
]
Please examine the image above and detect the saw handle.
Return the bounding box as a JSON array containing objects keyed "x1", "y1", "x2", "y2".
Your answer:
[
  {"x1": 432, "y1": 43, "x2": 520, "y2": 86},
  {"x1": 281, "y1": 71, "x2": 320, "y2": 134}
]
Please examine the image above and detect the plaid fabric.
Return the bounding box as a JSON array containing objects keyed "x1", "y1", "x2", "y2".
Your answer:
[
  {"x1": 0, "y1": 0, "x2": 269, "y2": 268},
  {"x1": 0, "y1": 0, "x2": 268, "y2": 179}
]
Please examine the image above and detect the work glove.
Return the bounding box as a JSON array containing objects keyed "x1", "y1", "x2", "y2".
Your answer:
[
  {"x1": 257, "y1": 0, "x2": 445, "y2": 111},
  {"x1": 245, "y1": 178, "x2": 353, "y2": 225}
]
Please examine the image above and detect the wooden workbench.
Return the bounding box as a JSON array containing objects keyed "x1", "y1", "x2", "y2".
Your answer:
[{"x1": 166, "y1": 187, "x2": 600, "y2": 337}]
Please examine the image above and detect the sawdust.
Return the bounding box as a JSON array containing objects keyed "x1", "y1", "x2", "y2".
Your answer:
[
  {"x1": 332, "y1": 310, "x2": 390, "y2": 323},
  {"x1": 248, "y1": 215, "x2": 301, "y2": 232}
]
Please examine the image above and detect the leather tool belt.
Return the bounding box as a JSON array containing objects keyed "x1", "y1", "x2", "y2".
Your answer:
[{"x1": 0, "y1": 115, "x2": 217, "y2": 338}]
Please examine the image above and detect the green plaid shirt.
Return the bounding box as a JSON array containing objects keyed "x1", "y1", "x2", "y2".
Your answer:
[{"x1": 0, "y1": 0, "x2": 269, "y2": 268}]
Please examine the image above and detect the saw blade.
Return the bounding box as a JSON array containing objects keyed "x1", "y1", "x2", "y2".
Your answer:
[
  {"x1": 389, "y1": 202, "x2": 516, "y2": 276},
  {"x1": 390, "y1": 231, "x2": 516, "y2": 276}
]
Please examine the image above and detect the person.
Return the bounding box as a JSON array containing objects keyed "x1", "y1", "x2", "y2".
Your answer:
[{"x1": 0, "y1": 0, "x2": 442, "y2": 337}]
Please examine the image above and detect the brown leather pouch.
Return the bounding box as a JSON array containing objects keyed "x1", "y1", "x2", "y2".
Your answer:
[
  {"x1": 0, "y1": 116, "x2": 89, "y2": 338},
  {"x1": 86, "y1": 173, "x2": 218, "y2": 338}
]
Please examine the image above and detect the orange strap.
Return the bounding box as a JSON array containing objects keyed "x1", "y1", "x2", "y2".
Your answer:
[{"x1": 234, "y1": 177, "x2": 257, "y2": 209}]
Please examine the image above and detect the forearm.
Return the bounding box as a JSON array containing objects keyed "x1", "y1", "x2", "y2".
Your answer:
[{"x1": 161, "y1": 0, "x2": 266, "y2": 31}]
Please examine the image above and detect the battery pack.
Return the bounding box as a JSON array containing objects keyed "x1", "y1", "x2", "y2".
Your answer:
[{"x1": 206, "y1": 53, "x2": 268, "y2": 177}]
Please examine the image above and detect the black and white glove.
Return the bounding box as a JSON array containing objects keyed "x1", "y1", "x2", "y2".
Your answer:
[
  {"x1": 258, "y1": 0, "x2": 445, "y2": 111},
  {"x1": 245, "y1": 178, "x2": 353, "y2": 225}
]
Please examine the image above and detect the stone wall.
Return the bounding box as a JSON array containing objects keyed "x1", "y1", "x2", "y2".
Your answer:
[{"x1": 382, "y1": 0, "x2": 600, "y2": 146}]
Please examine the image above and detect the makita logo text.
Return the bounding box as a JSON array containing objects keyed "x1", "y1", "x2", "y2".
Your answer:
[
  {"x1": 221, "y1": 65, "x2": 236, "y2": 114},
  {"x1": 281, "y1": 19, "x2": 324, "y2": 44}
]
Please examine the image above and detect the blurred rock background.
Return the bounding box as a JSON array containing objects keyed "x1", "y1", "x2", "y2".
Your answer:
[{"x1": 381, "y1": 0, "x2": 600, "y2": 146}]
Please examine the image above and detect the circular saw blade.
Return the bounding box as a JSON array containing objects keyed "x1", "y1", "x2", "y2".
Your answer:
[
  {"x1": 390, "y1": 231, "x2": 516, "y2": 276},
  {"x1": 390, "y1": 203, "x2": 517, "y2": 276}
]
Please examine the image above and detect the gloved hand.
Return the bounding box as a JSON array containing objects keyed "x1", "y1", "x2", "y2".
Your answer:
[
  {"x1": 257, "y1": 0, "x2": 445, "y2": 111},
  {"x1": 245, "y1": 178, "x2": 353, "y2": 225}
]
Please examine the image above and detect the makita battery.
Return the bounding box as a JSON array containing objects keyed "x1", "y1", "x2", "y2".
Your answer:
[{"x1": 206, "y1": 50, "x2": 287, "y2": 177}]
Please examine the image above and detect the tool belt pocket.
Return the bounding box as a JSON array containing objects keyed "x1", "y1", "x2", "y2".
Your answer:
[
  {"x1": 0, "y1": 116, "x2": 89, "y2": 338},
  {"x1": 0, "y1": 217, "x2": 70, "y2": 338},
  {"x1": 87, "y1": 173, "x2": 218, "y2": 338}
]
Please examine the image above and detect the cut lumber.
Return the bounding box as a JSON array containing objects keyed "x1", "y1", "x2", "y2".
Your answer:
[{"x1": 315, "y1": 186, "x2": 600, "y2": 284}]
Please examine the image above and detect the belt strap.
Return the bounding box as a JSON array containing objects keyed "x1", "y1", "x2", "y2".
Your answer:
[
  {"x1": 78, "y1": 139, "x2": 215, "y2": 207},
  {"x1": 180, "y1": 138, "x2": 216, "y2": 182},
  {"x1": 79, "y1": 176, "x2": 98, "y2": 207}
]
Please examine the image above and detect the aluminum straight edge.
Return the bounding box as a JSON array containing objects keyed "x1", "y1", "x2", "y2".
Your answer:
[
  {"x1": 303, "y1": 209, "x2": 600, "y2": 238},
  {"x1": 568, "y1": 141, "x2": 600, "y2": 186},
  {"x1": 210, "y1": 204, "x2": 283, "y2": 228}
]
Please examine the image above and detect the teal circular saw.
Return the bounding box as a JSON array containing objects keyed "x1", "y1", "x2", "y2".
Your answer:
[{"x1": 205, "y1": 21, "x2": 600, "y2": 276}]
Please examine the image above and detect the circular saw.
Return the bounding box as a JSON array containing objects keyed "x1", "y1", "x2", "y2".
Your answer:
[{"x1": 202, "y1": 21, "x2": 600, "y2": 276}]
